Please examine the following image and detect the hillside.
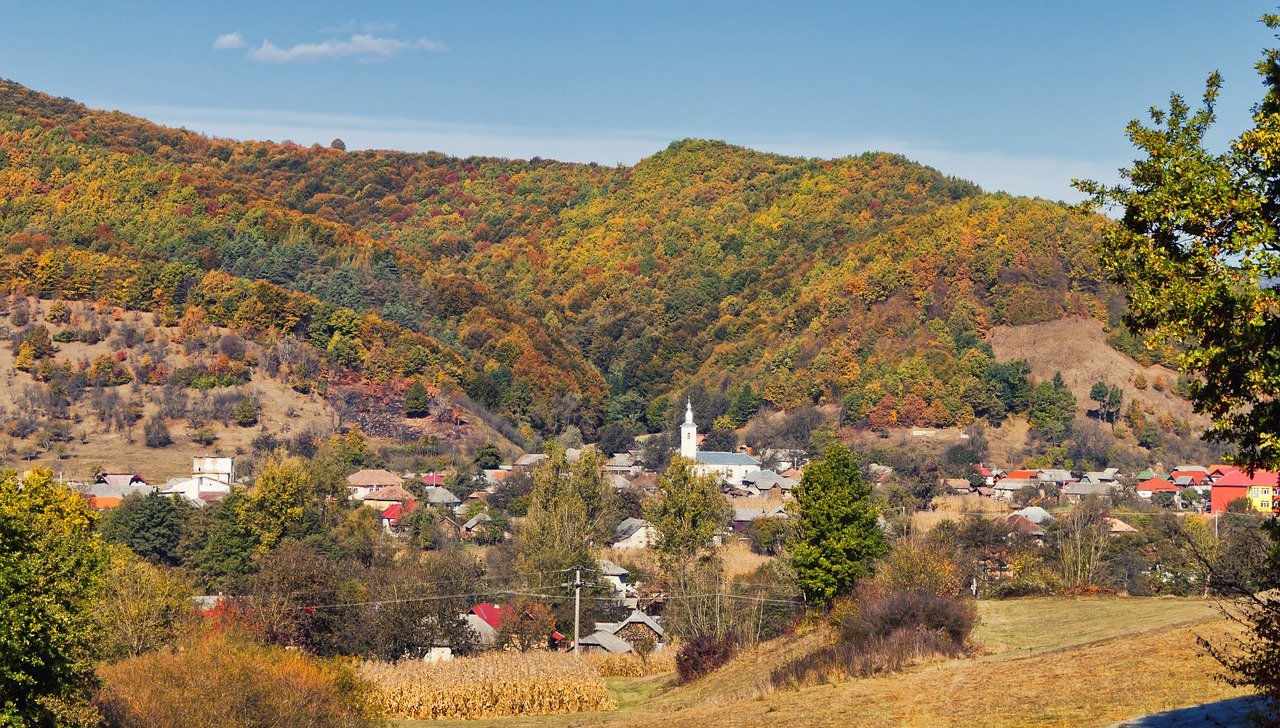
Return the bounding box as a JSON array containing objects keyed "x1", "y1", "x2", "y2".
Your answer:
[
  {"x1": 988, "y1": 317, "x2": 1219, "y2": 467},
  {"x1": 2, "y1": 79, "x2": 1124, "y2": 443},
  {"x1": 0, "y1": 297, "x2": 516, "y2": 481},
  {"x1": 393, "y1": 597, "x2": 1245, "y2": 727}
]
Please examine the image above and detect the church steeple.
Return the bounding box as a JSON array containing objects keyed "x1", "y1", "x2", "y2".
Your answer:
[{"x1": 680, "y1": 398, "x2": 698, "y2": 460}]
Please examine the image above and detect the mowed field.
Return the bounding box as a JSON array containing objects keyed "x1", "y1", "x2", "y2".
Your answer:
[{"x1": 401, "y1": 597, "x2": 1249, "y2": 728}]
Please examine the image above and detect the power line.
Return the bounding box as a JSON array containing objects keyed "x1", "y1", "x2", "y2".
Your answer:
[{"x1": 261, "y1": 584, "x2": 805, "y2": 613}]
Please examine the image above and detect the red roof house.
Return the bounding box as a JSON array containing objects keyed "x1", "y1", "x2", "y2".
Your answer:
[
  {"x1": 1137, "y1": 478, "x2": 1182, "y2": 495},
  {"x1": 380, "y1": 500, "x2": 414, "y2": 527},
  {"x1": 1170, "y1": 470, "x2": 1210, "y2": 485},
  {"x1": 1211, "y1": 483, "x2": 1250, "y2": 513}
]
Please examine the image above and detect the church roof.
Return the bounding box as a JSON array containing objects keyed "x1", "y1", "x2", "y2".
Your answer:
[{"x1": 696, "y1": 451, "x2": 761, "y2": 466}]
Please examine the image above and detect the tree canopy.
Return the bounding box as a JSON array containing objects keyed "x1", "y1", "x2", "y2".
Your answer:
[
  {"x1": 1076, "y1": 15, "x2": 1280, "y2": 471},
  {"x1": 0, "y1": 468, "x2": 109, "y2": 725},
  {"x1": 789, "y1": 444, "x2": 888, "y2": 603}
]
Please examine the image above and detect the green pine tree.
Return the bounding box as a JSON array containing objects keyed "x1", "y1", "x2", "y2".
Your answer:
[
  {"x1": 789, "y1": 444, "x2": 888, "y2": 603},
  {"x1": 405, "y1": 378, "x2": 430, "y2": 418}
]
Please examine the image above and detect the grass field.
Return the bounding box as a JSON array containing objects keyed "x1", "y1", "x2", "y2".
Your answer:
[{"x1": 393, "y1": 596, "x2": 1250, "y2": 728}]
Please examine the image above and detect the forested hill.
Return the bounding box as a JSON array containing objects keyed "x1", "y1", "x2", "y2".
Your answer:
[{"x1": 0, "y1": 79, "x2": 1113, "y2": 440}]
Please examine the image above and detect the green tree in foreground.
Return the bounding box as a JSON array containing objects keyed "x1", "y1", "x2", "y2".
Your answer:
[
  {"x1": 0, "y1": 467, "x2": 108, "y2": 726},
  {"x1": 100, "y1": 491, "x2": 191, "y2": 566},
  {"x1": 644, "y1": 457, "x2": 732, "y2": 637},
  {"x1": 1075, "y1": 16, "x2": 1280, "y2": 473},
  {"x1": 789, "y1": 444, "x2": 888, "y2": 603},
  {"x1": 1075, "y1": 14, "x2": 1280, "y2": 719}
]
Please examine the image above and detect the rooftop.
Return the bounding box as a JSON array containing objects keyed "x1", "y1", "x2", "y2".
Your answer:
[{"x1": 696, "y1": 451, "x2": 761, "y2": 466}]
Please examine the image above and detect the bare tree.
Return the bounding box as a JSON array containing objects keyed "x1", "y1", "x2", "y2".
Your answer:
[{"x1": 1054, "y1": 500, "x2": 1112, "y2": 590}]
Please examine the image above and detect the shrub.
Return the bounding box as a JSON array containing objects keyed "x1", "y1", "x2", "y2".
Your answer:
[
  {"x1": 675, "y1": 631, "x2": 738, "y2": 684},
  {"x1": 94, "y1": 633, "x2": 378, "y2": 727},
  {"x1": 234, "y1": 397, "x2": 259, "y2": 427},
  {"x1": 46, "y1": 300, "x2": 69, "y2": 324},
  {"x1": 837, "y1": 589, "x2": 976, "y2": 647},
  {"x1": 143, "y1": 415, "x2": 172, "y2": 448},
  {"x1": 770, "y1": 587, "x2": 976, "y2": 689},
  {"x1": 770, "y1": 625, "x2": 964, "y2": 689}
]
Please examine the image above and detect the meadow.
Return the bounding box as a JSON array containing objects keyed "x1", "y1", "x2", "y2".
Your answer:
[{"x1": 391, "y1": 596, "x2": 1248, "y2": 728}]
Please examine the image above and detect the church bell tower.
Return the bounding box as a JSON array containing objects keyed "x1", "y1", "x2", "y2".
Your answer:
[{"x1": 680, "y1": 399, "x2": 698, "y2": 461}]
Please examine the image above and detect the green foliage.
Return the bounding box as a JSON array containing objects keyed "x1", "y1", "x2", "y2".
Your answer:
[
  {"x1": 404, "y1": 378, "x2": 430, "y2": 418},
  {"x1": 101, "y1": 492, "x2": 190, "y2": 566},
  {"x1": 595, "y1": 422, "x2": 637, "y2": 457},
  {"x1": 0, "y1": 467, "x2": 108, "y2": 725},
  {"x1": 517, "y1": 448, "x2": 619, "y2": 578},
  {"x1": 789, "y1": 445, "x2": 889, "y2": 603},
  {"x1": 23, "y1": 325, "x2": 56, "y2": 360},
  {"x1": 472, "y1": 443, "x2": 502, "y2": 470},
  {"x1": 1088, "y1": 381, "x2": 1123, "y2": 424},
  {"x1": 1075, "y1": 16, "x2": 1280, "y2": 470},
  {"x1": 168, "y1": 364, "x2": 250, "y2": 390},
  {"x1": 96, "y1": 546, "x2": 195, "y2": 661},
  {"x1": 234, "y1": 397, "x2": 259, "y2": 427},
  {"x1": 1028, "y1": 371, "x2": 1076, "y2": 444},
  {"x1": 644, "y1": 457, "x2": 731, "y2": 563}
]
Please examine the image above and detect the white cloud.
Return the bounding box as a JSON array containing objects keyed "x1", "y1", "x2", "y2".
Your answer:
[
  {"x1": 83, "y1": 101, "x2": 1118, "y2": 202},
  {"x1": 246, "y1": 34, "x2": 445, "y2": 63},
  {"x1": 213, "y1": 32, "x2": 245, "y2": 50}
]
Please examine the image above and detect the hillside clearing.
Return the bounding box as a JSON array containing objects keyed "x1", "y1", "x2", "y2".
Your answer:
[{"x1": 988, "y1": 317, "x2": 1200, "y2": 428}]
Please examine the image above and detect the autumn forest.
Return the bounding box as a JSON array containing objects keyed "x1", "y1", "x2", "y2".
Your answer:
[{"x1": 0, "y1": 79, "x2": 1132, "y2": 447}]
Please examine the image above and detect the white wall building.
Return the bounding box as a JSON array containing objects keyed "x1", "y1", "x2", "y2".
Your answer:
[{"x1": 680, "y1": 400, "x2": 761, "y2": 486}]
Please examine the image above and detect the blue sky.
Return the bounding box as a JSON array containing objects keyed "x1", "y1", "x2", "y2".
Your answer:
[{"x1": 0, "y1": 2, "x2": 1271, "y2": 200}]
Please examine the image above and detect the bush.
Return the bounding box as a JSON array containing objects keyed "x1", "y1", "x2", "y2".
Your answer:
[
  {"x1": 770, "y1": 587, "x2": 976, "y2": 689},
  {"x1": 675, "y1": 631, "x2": 738, "y2": 684},
  {"x1": 234, "y1": 397, "x2": 259, "y2": 427},
  {"x1": 143, "y1": 415, "x2": 172, "y2": 448},
  {"x1": 771, "y1": 626, "x2": 964, "y2": 689},
  {"x1": 837, "y1": 589, "x2": 976, "y2": 647},
  {"x1": 94, "y1": 633, "x2": 378, "y2": 727}
]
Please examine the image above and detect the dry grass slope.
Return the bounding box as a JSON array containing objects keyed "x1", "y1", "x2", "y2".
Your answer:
[
  {"x1": 988, "y1": 317, "x2": 1202, "y2": 426},
  {"x1": 394, "y1": 597, "x2": 1249, "y2": 728}
]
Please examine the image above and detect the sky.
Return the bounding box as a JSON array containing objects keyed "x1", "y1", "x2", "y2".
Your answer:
[{"x1": 0, "y1": 2, "x2": 1273, "y2": 201}]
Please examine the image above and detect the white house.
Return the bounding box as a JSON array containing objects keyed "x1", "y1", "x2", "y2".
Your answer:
[
  {"x1": 680, "y1": 400, "x2": 760, "y2": 486},
  {"x1": 613, "y1": 518, "x2": 657, "y2": 549},
  {"x1": 159, "y1": 456, "x2": 236, "y2": 503}
]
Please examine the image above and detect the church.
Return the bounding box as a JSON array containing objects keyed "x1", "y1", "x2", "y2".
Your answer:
[{"x1": 680, "y1": 400, "x2": 761, "y2": 486}]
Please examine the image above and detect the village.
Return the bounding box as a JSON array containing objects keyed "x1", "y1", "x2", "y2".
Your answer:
[{"x1": 68, "y1": 399, "x2": 1277, "y2": 664}]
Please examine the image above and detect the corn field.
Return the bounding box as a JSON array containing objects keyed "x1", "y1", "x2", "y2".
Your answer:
[
  {"x1": 360, "y1": 652, "x2": 615, "y2": 720},
  {"x1": 585, "y1": 649, "x2": 677, "y2": 677}
]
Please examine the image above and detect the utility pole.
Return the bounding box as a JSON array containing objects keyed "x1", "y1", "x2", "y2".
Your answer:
[{"x1": 573, "y1": 568, "x2": 582, "y2": 655}]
